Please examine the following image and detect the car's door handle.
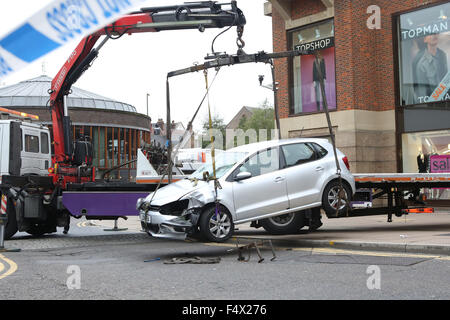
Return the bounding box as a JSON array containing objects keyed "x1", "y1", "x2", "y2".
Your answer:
[
  {"x1": 274, "y1": 176, "x2": 285, "y2": 183},
  {"x1": 315, "y1": 166, "x2": 324, "y2": 171}
]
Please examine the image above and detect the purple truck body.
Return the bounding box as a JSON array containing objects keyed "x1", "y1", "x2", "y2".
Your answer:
[{"x1": 62, "y1": 192, "x2": 149, "y2": 217}]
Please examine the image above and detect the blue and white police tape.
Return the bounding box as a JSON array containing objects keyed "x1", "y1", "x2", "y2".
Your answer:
[{"x1": 0, "y1": 0, "x2": 150, "y2": 80}]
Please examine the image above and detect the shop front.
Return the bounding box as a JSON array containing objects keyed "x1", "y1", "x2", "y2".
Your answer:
[{"x1": 396, "y1": 1, "x2": 450, "y2": 202}]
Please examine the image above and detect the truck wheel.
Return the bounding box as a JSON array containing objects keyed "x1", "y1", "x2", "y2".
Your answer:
[
  {"x1": 26, "y1": 224, "x2": 48, "y2": 237},
  {"x1": 4, "y1": 197, "x2": 18, "y2": 240},
  {"x1": 260, "y1": 211, "x2": 307, "y2": 235},
  {"x1": 322, "y1": 180, "x2": 351, "y2": 217},
  {"x1": 199, "y1": 205, "x2": 234, "y2": 243}
]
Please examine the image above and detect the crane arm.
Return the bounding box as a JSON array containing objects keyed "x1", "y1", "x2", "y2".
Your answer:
[{"x1": 49, "y1": 1, "x2": 246, "y2": 164}]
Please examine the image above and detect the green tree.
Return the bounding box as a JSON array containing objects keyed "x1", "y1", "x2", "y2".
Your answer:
[
  {"x1": 238, "y1": 99, "x2": 275, "y2": 142},
  {"x1": 201, "y1": 113, "x2": 226, "y2": 149}
]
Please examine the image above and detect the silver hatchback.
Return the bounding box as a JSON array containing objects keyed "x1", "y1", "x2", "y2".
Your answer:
[{"x1": 137, "y1": 138, "x2": 355, "y2": 242}]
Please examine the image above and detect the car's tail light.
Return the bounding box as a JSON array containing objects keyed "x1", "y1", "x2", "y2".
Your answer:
[{"x1": 342, "y1": 156, "x2": 350, "y2": 171}]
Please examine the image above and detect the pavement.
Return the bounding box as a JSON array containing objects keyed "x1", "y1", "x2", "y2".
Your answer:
[{"x1": 92, "y1": 208, "x2": 450, "y2": 255}]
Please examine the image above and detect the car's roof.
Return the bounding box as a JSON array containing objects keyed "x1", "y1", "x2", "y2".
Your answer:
[{"x1": 227, "y1": 137, "x2": 330, "y2": 155}]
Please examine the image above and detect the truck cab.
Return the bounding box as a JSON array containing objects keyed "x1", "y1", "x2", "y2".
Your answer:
[{"x1": 0, "y1": 119, "x2": 51, "y2": 177}]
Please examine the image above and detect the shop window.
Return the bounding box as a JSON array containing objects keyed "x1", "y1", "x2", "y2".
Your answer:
[
  {"x1": 98, "y1": 127, "x2": 106, "y2": 168},
  {"x1": 289, "y1": 19, "x2": 336, "y2": 114},
  {"x1": 398, "y1": 3, "x2": 450, "y2": 106},
  {"x1": 107, "y1": 127, "x2": 113, "y2": 168},
  {"x1": 402, "y1": 129, "x2": 450, "y2": 200}
]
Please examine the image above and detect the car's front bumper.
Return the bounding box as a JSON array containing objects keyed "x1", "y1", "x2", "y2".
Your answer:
[{"x1": 139, "y1": 209, "x2": 193, "y2": 240}]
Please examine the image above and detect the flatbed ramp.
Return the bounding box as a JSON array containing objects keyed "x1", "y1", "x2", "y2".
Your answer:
[
  {"x1": 354, "y1": 173, "x2": 450, "y2": 185},
  {"x1": 346, "y1": 173, "x2": 450, "y2": 221}
]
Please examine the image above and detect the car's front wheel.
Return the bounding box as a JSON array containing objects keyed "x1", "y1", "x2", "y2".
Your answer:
[
  {"x1": 199, "y1": 204, "x2": 234, "y2": 242},
  {"x1": 259, "y1": 211, "x2": 307, "y2": 235}
]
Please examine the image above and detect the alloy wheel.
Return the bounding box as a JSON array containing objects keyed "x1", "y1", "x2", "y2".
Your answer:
[
  {"x1": 327, "y1": 186, "x2": 348, "y2": 210},
  {"x1": 208, "y1": 210, "x2": 232, "y2": 239}
]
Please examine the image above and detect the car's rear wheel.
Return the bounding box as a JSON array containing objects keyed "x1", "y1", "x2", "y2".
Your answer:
[
  {"x1": 260, "y1": 211, "x2": 307, "y2": 235},
  {"x1": 322, "y1": 180, "x2": 351, "y2": 217},
  {"x1": 199, "y1": 204, "x2": 234, "y2": 242}
]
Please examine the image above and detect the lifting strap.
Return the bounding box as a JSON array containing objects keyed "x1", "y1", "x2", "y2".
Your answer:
[
  {"x1": 313, "y1": 51, "x2": 350, "y2": 217},
  {"x1": 203, "y1": 69, "x2": 221, "y2": 222},
  {"x1": 204, "y1": 69, "x2": 217, "y2": 181},
  {"x1": 142, "y1": 70, "x2": 222, "y2": 231}
]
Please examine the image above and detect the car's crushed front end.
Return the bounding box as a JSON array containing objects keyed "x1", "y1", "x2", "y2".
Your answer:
[{"x1": 137, "y1": 180, "x2": 217, "y2": 240}]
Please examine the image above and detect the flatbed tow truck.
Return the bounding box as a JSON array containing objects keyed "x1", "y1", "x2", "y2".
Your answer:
[{"x1": 0, "y1": 1, "x2": 449, "y2": 242}]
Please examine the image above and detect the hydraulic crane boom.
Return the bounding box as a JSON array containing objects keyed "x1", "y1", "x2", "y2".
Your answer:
[{"x1": 48, "y1": 1, "x2": 245, "y2": 186}]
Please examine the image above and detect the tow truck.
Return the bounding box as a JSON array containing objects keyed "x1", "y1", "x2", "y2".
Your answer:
[
  {"x1": 0, "y1": 1, "x2": 246, "y2": 240},
  {"x1": 1, "y1": 1, "x2": 449, "y2": 242}
]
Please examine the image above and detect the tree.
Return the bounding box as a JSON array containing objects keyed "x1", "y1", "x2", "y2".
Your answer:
[
  {"x1": 201, "y1": 113, "x2": 226, "y2": 149},
  {"x1": 238, "y1": 99, "x2": 275, "y2": 142}
]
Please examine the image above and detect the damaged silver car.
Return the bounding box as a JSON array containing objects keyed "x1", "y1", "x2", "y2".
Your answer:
[{"x1": 137, "y1": 138, "x2": 355, "y2": 242}]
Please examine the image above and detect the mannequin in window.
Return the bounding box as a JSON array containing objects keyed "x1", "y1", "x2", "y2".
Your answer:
[
  {"x1": 417, "y1": 149, "x2": 427, "y2": 173},
  {"x1": 313, "y1": 51, "x2": 326, "y2": 111}
]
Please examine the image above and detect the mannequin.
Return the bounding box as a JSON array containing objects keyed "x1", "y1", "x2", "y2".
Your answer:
[{"x1": 417, "y1": 149, "x2": 427, "y2": 173}]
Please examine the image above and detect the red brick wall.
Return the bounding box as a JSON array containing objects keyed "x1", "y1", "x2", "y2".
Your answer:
[
  {"x1": 273, "y1": 0, "x2": 444, "y2": 118},
  {"x1": 272, "y1": 8, "x2": 289, "y2": 118},
  {"x1": 291, "y1": 0, "x2": 326, "y2": 20}
]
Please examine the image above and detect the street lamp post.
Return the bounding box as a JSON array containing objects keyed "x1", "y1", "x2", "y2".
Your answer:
[
  {"x1": 146, "y1": 93, "x2": 150, "y2": 116},
  {"x1": 259, "y1": 65, "x2": 281, "y2": 140}
]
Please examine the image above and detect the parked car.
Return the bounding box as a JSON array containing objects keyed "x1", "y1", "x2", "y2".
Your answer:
[{"x1": 137, "y1": 138, "x2": 355, "y2": 242}]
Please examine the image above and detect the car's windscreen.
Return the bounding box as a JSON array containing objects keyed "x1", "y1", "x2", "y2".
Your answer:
[{"x1": 190, "y1": 151, "x2": 248, "y2": 180}]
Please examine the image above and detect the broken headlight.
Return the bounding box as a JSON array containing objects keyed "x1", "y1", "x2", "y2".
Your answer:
[
  {"x1": 136, "y1": 198, "x2": 150, "y2": 212},
  {"x1": 158, "y1": 199, "x2": 189, "y2": 216}
]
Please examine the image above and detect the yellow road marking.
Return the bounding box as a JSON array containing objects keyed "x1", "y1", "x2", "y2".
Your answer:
[
  {"x1": 203, "y1": 240, "x2": 450, "y2": 261},
  {"x1": 0, "y1": 254, "x2": 18, "y2": 280},
  {"x1": 76, "y1": 221, "x2": 98, "y2": 228}
]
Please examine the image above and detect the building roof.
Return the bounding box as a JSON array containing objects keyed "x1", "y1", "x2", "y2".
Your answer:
[
  {"x1": 0, "y1": 75, "x2": 137, "y2": 113},
  {"x1": 226, "y1": 105, "x2": 260, "y2": 129}
]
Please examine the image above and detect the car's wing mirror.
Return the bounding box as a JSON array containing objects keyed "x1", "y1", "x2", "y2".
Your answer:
[{"x1": 234, "y1": 171, "x2": 252, "y2": 181}]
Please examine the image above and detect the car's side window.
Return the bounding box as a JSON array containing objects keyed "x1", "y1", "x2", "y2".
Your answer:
[
  {"x1": 311, "y1": 142, "x2": 328, "y2": 159},
  {"x1": 281, "y1": 143, "x2": 316, "y2": 168},
  {"x1": 239, "y1": 147, "x2": 279, "y2": 178}
]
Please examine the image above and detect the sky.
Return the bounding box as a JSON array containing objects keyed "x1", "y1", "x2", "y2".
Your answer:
[{"x1": 0, "y1": 0, "x2": 274, "y2": 131}]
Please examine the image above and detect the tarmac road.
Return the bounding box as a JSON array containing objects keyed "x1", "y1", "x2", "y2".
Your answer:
[{"x1": 1, "y1": 215, "x2": 449, "y2": 300}]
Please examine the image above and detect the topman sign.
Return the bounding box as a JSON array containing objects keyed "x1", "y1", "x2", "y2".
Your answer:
[
  {"x1": 401, "y1": 20, "x2": 448, "y2": 40},
  {"x1": 294, "y1": 37, "x2": 334, "y2": 53}
]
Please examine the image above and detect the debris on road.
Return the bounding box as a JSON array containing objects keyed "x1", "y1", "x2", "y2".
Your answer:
[{"x1": 163, "y1": 256, "x2": 221, "y2": 264}]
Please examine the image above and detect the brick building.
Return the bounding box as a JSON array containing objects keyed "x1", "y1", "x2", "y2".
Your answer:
[{"x1": 266, "y1": 0, "x2": 450, "y2": 193}]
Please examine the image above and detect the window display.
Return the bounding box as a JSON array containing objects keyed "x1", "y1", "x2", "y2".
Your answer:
[
  {"x1": 402, "y1": 129, "x2": 450, "y2": 200},
  {"x1": 290, "y1": 20, "x2": 336, "y2": 114},
  {"x1": 398, "y1": 3, "x2": 450, "y2": 105}
]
